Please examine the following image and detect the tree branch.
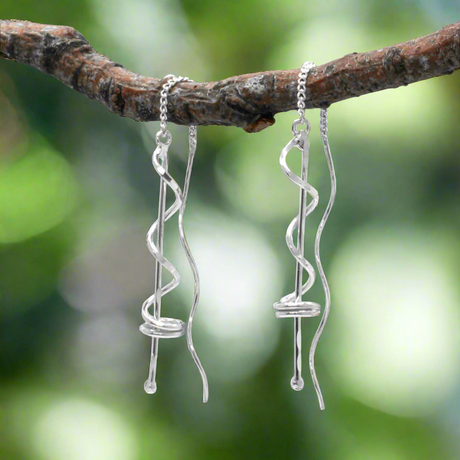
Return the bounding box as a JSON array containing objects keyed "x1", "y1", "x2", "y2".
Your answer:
[{"x1": 1, "y1": 19, "x2": 460, "y2": 133}]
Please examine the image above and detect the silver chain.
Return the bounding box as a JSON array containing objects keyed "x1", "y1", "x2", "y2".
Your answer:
[
  {"x1": 158, "y1": 74, "x2": 193, "y2": 140},
  {"x1": 297, "y1": 61, "x2": 316, "y2": 122}
]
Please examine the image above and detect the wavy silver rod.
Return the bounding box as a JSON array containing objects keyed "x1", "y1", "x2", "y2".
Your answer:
[
  {"x1": 309, "y1": 108, "x2": 337, "y2": 410},
  {"x1": 178, "y1": 126, "x2": 209, "y2": 403}
]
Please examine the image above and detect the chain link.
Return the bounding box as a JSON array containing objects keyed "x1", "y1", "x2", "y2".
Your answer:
[
  {"x1": 158, "y1": 74, "x2": 193, "y2": 142},
  {"x1": 297, "y1": 61, "x2": 316, "y2": 122}
]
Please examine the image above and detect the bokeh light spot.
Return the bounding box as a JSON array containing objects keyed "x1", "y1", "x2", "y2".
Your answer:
[
  {"x1": 174, "y1": 206, "x2": 283, "y2": 382},
  {"x1": 343, "y1": 442, "x2": 405, "y2": 460},
  {"x1": 59, "y1": 225, "x2": 156, "y2": 314},
  {"x1": 32, "y1": 399, "x2": 137, "y2": 460},
  {"x1": 0, "y1": 141, "x2": 78, "y2": 243},
  {"x1": 327, "y1": 225, "x2": 460, "y2": 417}
]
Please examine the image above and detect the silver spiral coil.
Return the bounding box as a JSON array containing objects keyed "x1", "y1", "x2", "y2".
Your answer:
[
  {"x1": 140, "y1": 131, "x2": 186, "y2": 395},
  {"x1": 274, "y1": 62, "x2": 336, "y2": 410},
  {"x1": 273, "y1": 122, "x2": 320, "y2": 320},
  {"x1": 140, "y1": 75, "x2": 208, "y2": 402},
  {"x1": 139, "y1": 137, "x2": 185, "y2": 336}
]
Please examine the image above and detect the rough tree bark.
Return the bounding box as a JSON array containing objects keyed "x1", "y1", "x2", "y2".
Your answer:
[{"x1": 1, "y1": 19, "x2": 460, "y2": 133}]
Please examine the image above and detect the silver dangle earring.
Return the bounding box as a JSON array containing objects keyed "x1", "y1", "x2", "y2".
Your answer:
[
  {"x1": 140, "y1": 75, "x2": 209, "y2": 403},
  {"x1": 273, "y1": 62, "x2": 337, "y2": 410}
]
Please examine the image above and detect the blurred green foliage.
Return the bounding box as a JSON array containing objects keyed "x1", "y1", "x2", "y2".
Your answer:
[{"x1": 1, "y1": 1, "x2": 460, "y2": 460}]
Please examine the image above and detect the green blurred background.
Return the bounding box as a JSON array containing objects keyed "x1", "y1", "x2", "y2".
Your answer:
[{"x1": 1, "y1": 1, "x2": 460, "y2": 459}]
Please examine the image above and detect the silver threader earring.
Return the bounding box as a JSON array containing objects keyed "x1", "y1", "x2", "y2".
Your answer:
[
  {"x1": 140, "y1": 75, "x2": 209, "y2": 403},
  {"x1": 273, "y1": 62, "x2": 337, "y2": 410}
]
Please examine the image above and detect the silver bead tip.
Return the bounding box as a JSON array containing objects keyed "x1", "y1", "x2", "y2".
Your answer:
[
  {"x1": 144, "y1": 380, "x2": 157, "y2": 394},
  {"x1": 290, "y1": 376, "x2": 304, "y2": 391}
]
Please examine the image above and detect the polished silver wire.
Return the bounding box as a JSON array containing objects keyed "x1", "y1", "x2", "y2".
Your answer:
[
  {"x1": 274, "y1": 62, "x2": 336, "y2": 409},
  {"x1": 178, "y1": 125, "x2": 209, "y2": 403},
  {"x1": 310, "y1": 108, "x2": 336, "y2": 409},
  {"x1": 140, "y1": 75, "x2": 208, "y2": 402}
]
